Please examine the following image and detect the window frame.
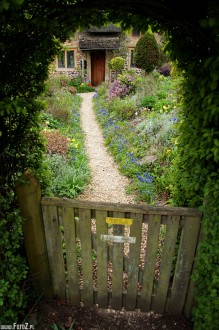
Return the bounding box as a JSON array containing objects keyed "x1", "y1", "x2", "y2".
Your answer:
[{"x1": 56, "y1": 49, "x2": 76, "y2": 70}]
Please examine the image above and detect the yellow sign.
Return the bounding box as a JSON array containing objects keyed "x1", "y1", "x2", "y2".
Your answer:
[{"x1": 106, "y1": 217, "x2": 133, "y2": 225}]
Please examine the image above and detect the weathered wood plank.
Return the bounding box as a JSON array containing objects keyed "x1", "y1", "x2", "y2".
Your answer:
[
  {"x1": 62, "y1": 206, "x2": 80, "y2": 304},
  {"x1": 96, "y1": 210, "x2": 108, "y2": 308},
  {"x1": 16, "y1": 175, "x2": 52, "y2": 297},
  {"x1": 111, "y1": 211, "x2": 125, "y2": 310},
  {"x1": 125, "y1": 213, "x2": 143, "y2": 311},
  {"x1": 41, "y1": 197, "x2": 202, "y2": 217},
  {"x1": 79, "y1": 208, "x2": 93, "y2": 306},
  {"x1": 151, "y1": 216, "x2": 180, "y2": 314},
  {"x1": 42, "y1": 205, "x2": 66, "y2": 298},
  {"x1": 140, "y1": 214, "x2": 161, "y2": 311},
  {"x1": 167, "y1": 216, "x2": 201, "y2": 314},
  {"x1": 183, "y1": 224, "x2": 203, "y2": 319}
]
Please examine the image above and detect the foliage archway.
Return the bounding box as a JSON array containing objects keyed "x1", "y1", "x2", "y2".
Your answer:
[{"x1": 0, "y1": 1, "x2": 218, "y2": 328}]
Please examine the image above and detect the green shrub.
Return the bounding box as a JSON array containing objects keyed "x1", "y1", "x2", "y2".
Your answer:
[
  {"x1": 108, "y1": 56, "x2": 125, "y2": 71},
  {"x1": 140, "y1": 95, "x2": 157, "y2": 109},
  {"x1": 0, "y1": 194, "x2": 28, "y2": 323},
  {"x1": 108, "y1": 97, "x2": 137, "y2": 120},
  {"x1": 133, "y1": 32, "x2": 160, "y2": 73}
]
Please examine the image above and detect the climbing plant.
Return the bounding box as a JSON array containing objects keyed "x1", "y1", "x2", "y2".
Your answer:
[{"x1": 0, "y1": 1, "x2": 218, "y2": 328}]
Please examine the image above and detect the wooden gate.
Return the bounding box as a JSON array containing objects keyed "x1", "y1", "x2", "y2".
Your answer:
[
  {"x1": 16, "y1": 178, "x2": 202, "y2": 318},
  {"x1": 41, "y1": 197, "x2": 201, "y2": 316}
]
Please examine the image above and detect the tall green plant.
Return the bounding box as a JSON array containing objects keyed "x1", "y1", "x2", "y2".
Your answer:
[{"x1": 133, "y1": 32, "x2": 160, "y2": 73}]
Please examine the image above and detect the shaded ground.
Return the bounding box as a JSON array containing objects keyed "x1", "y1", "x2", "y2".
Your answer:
[{"x1": 35, "y1": 299, "x2": 192, "y2": 330}]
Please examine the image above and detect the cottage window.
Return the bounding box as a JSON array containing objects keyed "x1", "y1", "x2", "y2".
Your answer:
[
  {"x1": 67, "y1": 50, "x2": 75, "y2": 68},
  {"x1": 58, "y1": 51, "x2": 65, "y2": 68},
  {"x1": 57, "y1": 50, "x2": 75, "y2": 69}
]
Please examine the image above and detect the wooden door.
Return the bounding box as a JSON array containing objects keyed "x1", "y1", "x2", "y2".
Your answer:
[{"x1": 91, "y1": 51, "x2": 105, "y2": 86}]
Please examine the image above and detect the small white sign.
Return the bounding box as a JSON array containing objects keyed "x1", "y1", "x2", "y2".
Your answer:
[{"x1": 100, "y1": 235, "x2": 136, "y2": 244}]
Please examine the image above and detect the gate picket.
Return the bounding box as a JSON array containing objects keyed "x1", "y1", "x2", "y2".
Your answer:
[
  {"x1": 96, "y1": 210, "x2": 108, "y2": 308},
  {"x1": 140, "y1": 214, "x2": 161, "y2": 311},
  {"x1": 111, "y1": 211, "x2": 125, "y2": 310},
  {"x1": 151, "y1": 215, "x2": 180, "y2": 313},
  {"x1": 125, "y1": 213, "x2": 143, "y2": 311},
  {"x1": 79, "y1": 208, "x2": 93, "y2": 306},
  {"x1": 62, "y1": 206, "x2": 80, "y2": 304}
]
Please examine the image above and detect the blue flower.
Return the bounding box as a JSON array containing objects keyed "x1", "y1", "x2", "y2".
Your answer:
[{"x1": 172, "y1": 117, "x2": 179, "y2": 123}]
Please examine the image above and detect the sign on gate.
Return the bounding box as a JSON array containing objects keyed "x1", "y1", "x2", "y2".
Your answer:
[
  {"x1": 106, "y1": 217, "x2": 133, "y2": 225},
  {"x1": 100, "y1": 234, "x2": 136, "y2": 243}
]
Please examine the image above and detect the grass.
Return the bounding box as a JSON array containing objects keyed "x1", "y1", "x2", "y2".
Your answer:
[{"x1": 93, "y1": 70, "x2": 181, "y2": 204}]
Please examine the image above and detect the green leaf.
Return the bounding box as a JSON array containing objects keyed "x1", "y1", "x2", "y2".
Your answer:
[{"x1": 210, "y1": 80, "x2": 217, "y2": 91}]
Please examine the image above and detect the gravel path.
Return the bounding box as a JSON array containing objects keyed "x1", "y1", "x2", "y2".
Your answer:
[{"x1": 76, "y1": 92, "x2": 136, "y2": 204}]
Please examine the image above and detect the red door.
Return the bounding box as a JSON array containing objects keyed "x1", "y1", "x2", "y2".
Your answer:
[{"x1": 91, "y1": 51, "x2": 105, "y2": 86}]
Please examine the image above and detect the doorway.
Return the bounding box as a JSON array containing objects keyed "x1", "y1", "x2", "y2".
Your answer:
[{"x1": 91, "y1": 51, "x2": 105, "y2": 86}]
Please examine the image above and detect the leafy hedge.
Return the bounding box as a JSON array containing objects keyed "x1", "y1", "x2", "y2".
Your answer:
[
  {"x1": 166, "y1": 21, "x2": 219, "y2": 330},
  {"x1": 169, "y1": 58, "x2": 219, "y2": 329},
  {"x1": 0, "y1": 1, "x2": 219, "y2": 328}
]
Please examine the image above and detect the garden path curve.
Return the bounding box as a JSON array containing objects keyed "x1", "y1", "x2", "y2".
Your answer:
[{"x1": 76, "y1": 92, "x2": 136, "y2": 204}]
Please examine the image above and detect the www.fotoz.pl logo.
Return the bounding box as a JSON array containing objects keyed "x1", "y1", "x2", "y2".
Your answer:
[{"x1": 0, "y1": 324, "x2": 34, "y2": 329}]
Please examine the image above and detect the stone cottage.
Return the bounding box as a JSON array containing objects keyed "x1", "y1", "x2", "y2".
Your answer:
[{"x1": 53, "y1": 24, "x2": 142, "y2": 86}]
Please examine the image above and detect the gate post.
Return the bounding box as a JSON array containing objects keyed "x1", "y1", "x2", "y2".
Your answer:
[{"x1": 16, "y1": 173, "x2": 52, "y2": 298}]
